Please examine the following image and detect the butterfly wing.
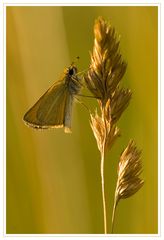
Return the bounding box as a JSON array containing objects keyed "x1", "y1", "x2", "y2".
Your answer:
[{"x1": 23, "y1": 81, "x2": 70, "y2": 129}]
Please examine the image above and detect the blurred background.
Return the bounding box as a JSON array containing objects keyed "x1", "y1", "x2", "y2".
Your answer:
[{"x1": 6, "y1": 6, "x2": 158, "y2": 234}]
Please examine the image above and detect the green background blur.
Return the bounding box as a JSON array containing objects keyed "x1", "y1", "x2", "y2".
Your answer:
[{"x1": 6, "y1": 6, "x2": 158, "y2": 234}]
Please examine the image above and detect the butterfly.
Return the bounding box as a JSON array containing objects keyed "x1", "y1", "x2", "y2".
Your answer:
[{"x1": 23, "y1": 64, "x2": 82, "y2": 133}]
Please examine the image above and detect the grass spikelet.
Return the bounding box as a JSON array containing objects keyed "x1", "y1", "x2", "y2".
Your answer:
[{"x1": 111, "y1": 140, "x2": 144, "y2": 233}]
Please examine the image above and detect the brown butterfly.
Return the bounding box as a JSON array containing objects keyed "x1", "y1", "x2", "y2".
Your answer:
[{"x1": 23, "y1": 64, "x2": 81, "y2": 133}]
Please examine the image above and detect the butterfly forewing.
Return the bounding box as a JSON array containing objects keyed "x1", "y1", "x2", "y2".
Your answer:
[{"x1": 24, "y1": 81, "x2": 68, "y2": 129}]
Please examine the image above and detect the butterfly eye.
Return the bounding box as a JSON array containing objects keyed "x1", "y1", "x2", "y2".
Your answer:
[
  {"x1": 68, "y1": 66, "x2": 77, "y2": 76},
  {"x1": 68, "y1": 68, "x2": 74, "y2": 75}
]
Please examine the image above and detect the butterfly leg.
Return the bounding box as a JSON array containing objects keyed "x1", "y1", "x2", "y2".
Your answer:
[{"x1": 74, "y1": 96, "x2": 90, "y2": 113}]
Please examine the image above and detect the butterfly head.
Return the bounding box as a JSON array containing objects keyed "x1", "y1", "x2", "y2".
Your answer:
[
  {"x1": 67, "y1": 65, "x2": 78, "y2": 76},
  {"x1": 67, "y1": 56, "x2": 79, "y2": 76}
]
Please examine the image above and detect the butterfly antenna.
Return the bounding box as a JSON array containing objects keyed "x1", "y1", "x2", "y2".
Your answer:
[
  {"x1": 71, "y1": 56, "x2": 80, "y2": 67},
  {"x1": 76, "y1": 68, "x2": 88, "y2": 76}
]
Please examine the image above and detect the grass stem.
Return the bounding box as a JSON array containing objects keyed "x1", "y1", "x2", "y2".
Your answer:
[
  {"x1": 111, "y1": 198, "x2": 117, "y2": 233},
  {"x1": 100, "y1": 145, "x2": 107, "y2": 234}
]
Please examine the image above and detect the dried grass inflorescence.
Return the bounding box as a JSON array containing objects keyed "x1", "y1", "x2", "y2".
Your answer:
[
  {"x1": 115, "y1": 140, "x2": 144, "y2": 203},
  {"x1": 85, "y1": 17, "x2": 131, "y2": 153},
  {"x1": 112, "y1": 140, "x2": 144, "y2": 232}
]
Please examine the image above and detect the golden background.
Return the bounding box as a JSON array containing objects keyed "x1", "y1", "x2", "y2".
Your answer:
[{"x1": 6, "y1": 6, "x2": 158, "y2": 234}]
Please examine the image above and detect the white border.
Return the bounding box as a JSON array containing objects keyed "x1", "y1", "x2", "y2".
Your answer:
[
  {"x1": 1, "y1": 2, "x2": 162, "y2": 5},
  {"x1": 0, "y1": 1, "x2": 163, "y2": 240}
]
